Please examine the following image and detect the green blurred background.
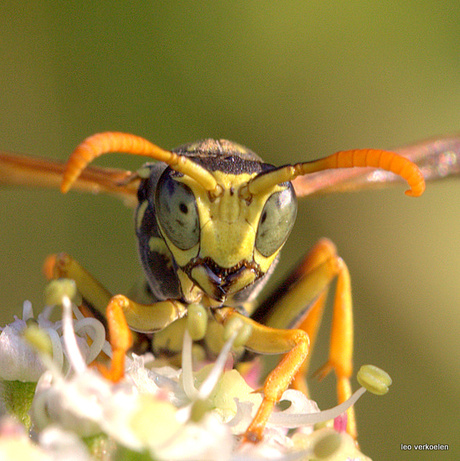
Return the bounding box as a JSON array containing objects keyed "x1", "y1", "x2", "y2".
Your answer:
[{"x1": 0, "y1": 2, "x2": 458, "y2": 459}]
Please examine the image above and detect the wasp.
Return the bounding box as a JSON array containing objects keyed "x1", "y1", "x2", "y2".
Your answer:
[{"x1": 0, "y1": 132, "x2": 457, "y2": 442}]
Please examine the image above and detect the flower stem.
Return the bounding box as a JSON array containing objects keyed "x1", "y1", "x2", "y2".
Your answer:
[{"x1": 1, "y1": 380, "x2": 37, "y2": 430}]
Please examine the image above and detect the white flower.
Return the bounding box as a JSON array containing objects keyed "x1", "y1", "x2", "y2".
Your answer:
[
  {"x1": 39, "y1": 426, "x2": 92, "y2": 461},
  {"x1": 2, "y1": 292, "x2": 390, "y2": 460},
  {"x1": 292, "y1": 427, "x2": 372, "y2": 461},
  {"x1": 0, "y1": 301, "x2": 103, "y2": 382},
  {"x1": 0, "y1": 416, "x2": 50, "y2": 461},
  {"x1": 0, "y1": 322, "x2": 47, "y2": 382}
]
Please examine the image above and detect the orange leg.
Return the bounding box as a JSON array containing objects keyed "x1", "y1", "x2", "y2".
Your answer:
[
  {"x1": 44, "y1": 253, "x2": 188, "y2": 381},
  {"x1": 291, "y1": 292, "x2": 327, "y2": 395},
  {"x1": 313, "y1": 257, "x2": 354, "y2": 421},
  {"x1": 44, "y1": 253, "x2": 187, "y2": 333},
  {"x1": 254, "y1": 238, "x2": 356, "y2": 438},
  {"x1": 214, "y1": 308, "x2": 309, "y2": 443},
  {"x1": 94, "y1": 295, "x2": 133, "y2": 382}
]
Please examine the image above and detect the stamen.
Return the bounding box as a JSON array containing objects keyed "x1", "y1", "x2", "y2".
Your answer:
[
  {"x1": 198, "y1": 330, "x2": 237, "y2": 400},
  {"x1": 22, "y1": 300, "x2": 34, "y2": 322},
  {"x1": 269, "y1": 365, "x2": 392, "y2": 428},
  {"x1": 73, "y1": 317, "x2": 106, "y2": 364},
  {"x1": 31, "y1": 371, "x2": 56, "y2": 429},
  {"x1": 186, "y1": 303, "x2": 207, "y2": 341},
  {"x1": 22, "y1": 327, "x2": 63, "y2": 378},
  {"x1": 71, "y1": 302, "x2": 84, "y2": 321},
  {"x1": 357, "y1": 364, "x2": 392, "y2": 395},
  {"x1": 181, "y1": 327, "x2": 239, "y2": 401},
  {"x1": 268, "y1": 387, "x2": 367, "y2": 427},
  {"x1": 227, "y1": 399, "x2": 254, "y2": 428},
  {"x1": 44, "y1": 279, "x2": 77, "y2": 307},
  {"x1": 43, "y1": 327, "x2": 64, "y2": 371},
  {"x1": 41, "y1": 305, "x2": 55, "y2": 321},
  {"x1": 22, "y1": 325, "x2": 53, "y2": 358},
  {"x1": 61, "y1": 295, "x2": 86, "y2": 375},
  {"x1": 181, "y1": 329, "x2": 198, "y2": 400}
]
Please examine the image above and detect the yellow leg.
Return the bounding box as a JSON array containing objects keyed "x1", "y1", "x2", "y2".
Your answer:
[
  {"x1": 214, "y1": 308, "x2": 309, "y2": 443},
  {"x1": 44, "y1": 253, "x2": 188, "y2": 381},
  {"x1": 44, "y1": 253, "x2": 188, "y2": 333},
  {"x1": 253, "y1": 238, "x2": 356, "y2": 438}
]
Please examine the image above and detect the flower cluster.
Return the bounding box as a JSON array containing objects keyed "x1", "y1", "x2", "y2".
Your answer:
[{"x1": 0, "y1": 282, "x2": 388, "y2": 460}]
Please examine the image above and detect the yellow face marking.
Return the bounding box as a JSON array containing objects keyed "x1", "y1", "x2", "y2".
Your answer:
[
  {"x1": 136, "y1": 200, "x2": 149, "y2": 230},
  {"x1": 160, "y1": 232, "x2": 200, "y2": 268},
  {"x1": 191, "y1": 265, "x2": 221, "y2": 299},
  {"x1": 148, "y1": 236, "x2": 169, "y2": 255},
  {"x1": 158, "y1": 169, "x2": 291, "y2": 301},
  {"x1": 179, "y1": 171, "x2": 285, "y2": 269},
  {"x1": 227, "y1": 268, "x2": 257, "y2": 294},
  {"x1": 176, "y1": 268, "x2": 203, "y2": 303}
]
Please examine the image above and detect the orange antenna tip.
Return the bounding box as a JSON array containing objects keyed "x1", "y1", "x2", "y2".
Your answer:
[
  {"x1": 329, "y1": 149, "x2": 426, "y2": 197},
  {"x1": 61, "y1": 132, "x2": 218, "y2": 194},
  {"x1": 248, "y1": 148, "x2": 425, "y2": 198}
]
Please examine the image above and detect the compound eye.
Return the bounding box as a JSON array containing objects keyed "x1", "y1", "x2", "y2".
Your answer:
[
  {"x1": 155, "y1": 171, "x2": 200, "y2": 250},
  {"x1": 255, "y1": 186, "x2": 297, "y2": 257}
]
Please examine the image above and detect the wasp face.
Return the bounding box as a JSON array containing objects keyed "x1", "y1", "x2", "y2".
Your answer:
[{"x1": 150, "y1": 141, "x2": 297, "y2": 304}]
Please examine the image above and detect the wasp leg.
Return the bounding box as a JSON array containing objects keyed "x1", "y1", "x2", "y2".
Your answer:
[
  {"x1": 249, "y1": 238, "x2": 356, "y2": 438},
  {"x1": 214, "y1": 308, "x2": 309, "y2": 443},
  {"x1": 44, "y1": 253, "x2": 187, "y2": 333},
  {"x1": 44, "y1": 253, "x2": 188, "y2": 379},
  {"x1": 311, "y1": 252, "x2": 355, "y2": 438},
  {"x1": 44, "y1": 253, "x2": 112, "y2": 316},
  {"x1": 290, "y1": 293, "x2": 327, "y2": 395},
  {"x1": 93, "y1": 294, "x2": 133, "y2": 381}
]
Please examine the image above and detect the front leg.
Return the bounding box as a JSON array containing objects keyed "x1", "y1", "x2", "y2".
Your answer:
[
  {"x1": 45, "y1": 253, "x2": 187, "y2": 333},
  {"x1": 214, "y1": 308, "x2": 309, "y2": 443},
  {"x1": 44, "y1": 253, "x2": 188, "y2": 380}
]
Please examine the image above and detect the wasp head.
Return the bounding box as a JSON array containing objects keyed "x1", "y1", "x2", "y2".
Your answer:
[{"x1": 152, "y1": 140, "x2": 298, "y2": 304}]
